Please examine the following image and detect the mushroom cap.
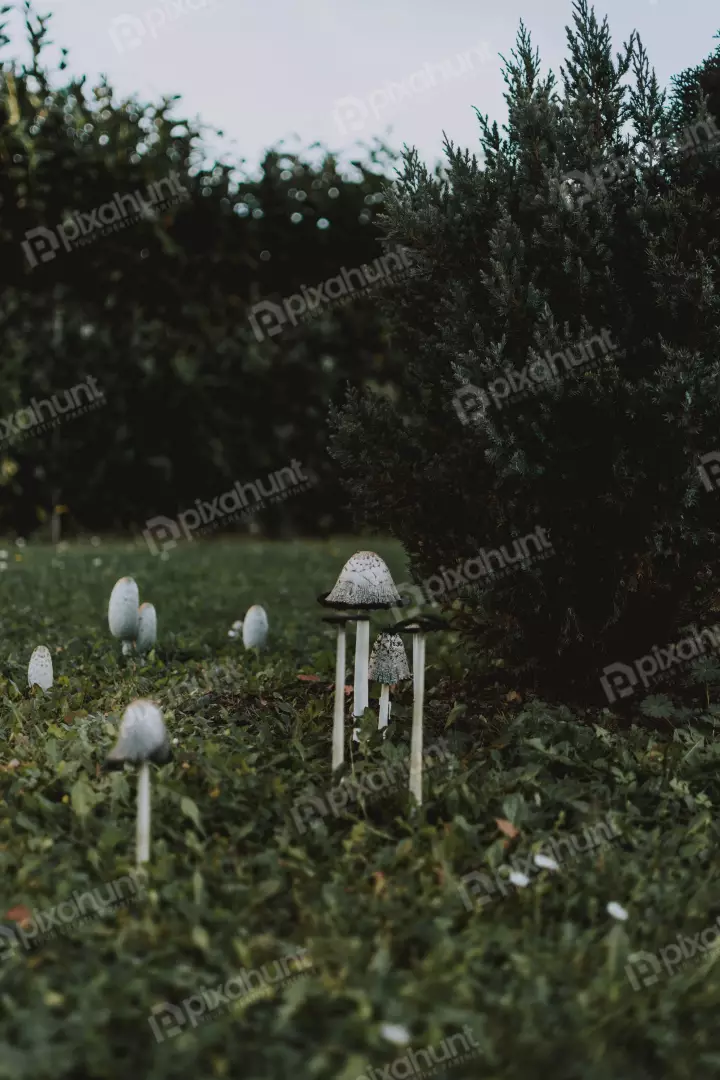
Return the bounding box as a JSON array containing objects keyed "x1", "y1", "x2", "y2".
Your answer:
[
  {"x1": 28, "y1": 645, "x2": 53, "y2": 691},
  {"x1": 136, "y1": 602, "x2": 157, "y2": 654},
  {"x1": 242, "y1": 604, "x2": 268, "y2": 649},
  {"x1": 108, "y1": 577, "x2": 140, "y2": 641},
  {"x1": 106, "y1": 699, "x2": 171, "y2": 767},
  {"x1": 324, "y1": 551, "x2": 401, "y2": 609},
  {"x1": 368, "y1": 633, "x2": 411, "y2": 684}
]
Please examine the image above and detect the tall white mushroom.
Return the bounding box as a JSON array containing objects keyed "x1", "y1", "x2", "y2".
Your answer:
[
  {"x1": 390, "y1": 615, "x2": 446, "y2": 806},
  {"x1": 369, "y1": 633, "x2": 411, "y2": 731},
  {"x1": 320, "y1": 613, "x2": 365, "y2": 771},
  {"x1": 136, "y1": 602, "x2": 157, "y2": 654},
  {"x1": 28, "y1": 646, "x2": 53, "y2": 691},
  {"x1": 108, "y1": 577, "x2": 140, "y2": 655},
  {"x1": 105, "y1": 699, "x2": 171, "y2": 868},
  {"x1": 242, "y1": 605, "x2": 268, "y2": 649},
  {"x1": 320, "y1": 552, "x2": 403, "y2": 741}
]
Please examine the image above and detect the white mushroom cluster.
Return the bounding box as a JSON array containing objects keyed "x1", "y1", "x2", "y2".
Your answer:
[{"x1": 108, "y1": 577, "x2": 157, "y2": 656}]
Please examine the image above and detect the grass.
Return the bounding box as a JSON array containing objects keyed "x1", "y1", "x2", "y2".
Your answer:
[{"x1": 1, "y1": 537, "x2": 720, "y2": 1079}]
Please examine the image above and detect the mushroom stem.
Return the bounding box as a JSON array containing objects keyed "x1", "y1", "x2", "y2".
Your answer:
[
  {"x1": 409, "y1": 633, "x2": 426, "y2": 805},
  {"x1": 332, "y1": 625, "x2": 346, "y2": 771},
  {"x1": 352, "y1": 618, "x2": 370, "y2": 738},
  {"x1": 378, "y1": 684, "x2": 390, "y2": 730},
  {"x1": 136, "y1": 763, "x2": 151, "y2": 868}
]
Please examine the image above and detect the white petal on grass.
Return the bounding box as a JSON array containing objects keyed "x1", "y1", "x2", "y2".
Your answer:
[
  {"x1": 534, "y1": 853, "x2": 559, "y2": 871},
  {"x1": 607, "y1": 901, "x2": 629, "y2": 921},
  {"x1": 509, "y1": 871, "x2": 530, "y2": 888},
  {"x1": 380, "y1": 1023, "x2": 411, "y2": 1046},
  {"x1": 228, "y1": 629, "x2": 238, "y2": 638}
]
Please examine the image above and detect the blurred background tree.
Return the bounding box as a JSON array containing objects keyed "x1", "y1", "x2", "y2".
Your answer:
[{"x1": 0, "y1": 1, "x2": 406, "y2": 539}]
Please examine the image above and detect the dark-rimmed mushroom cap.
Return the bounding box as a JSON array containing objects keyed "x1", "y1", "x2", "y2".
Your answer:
[
  {"x1": 105, "y1": 699, "x2": 171, "y2": 770},
  {"x1": 321, "y1": 551, "x2": 402, "y2": 610},
  {"x1": 388, "y1": 614, "x2": 448, "y2": 634},
  {"x1": 369, "y1": 633, "x2": 411, "y2": 684}
]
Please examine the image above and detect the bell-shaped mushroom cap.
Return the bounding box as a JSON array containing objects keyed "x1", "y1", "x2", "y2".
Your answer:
[
  {"x1": 136, "y1": 603, "x2": 157, "y2": 654},
  {"x1": 108, "y1": 577, "x2": 140, "y2": 641},
  {"x1": 28, "y1": 645, "x2": 53, "y2": 691},
  {"x1": 369, "y1": 633, "x2": 411, "y2": 684},
  {"x1": 325, "y1": 551, "x2": 401, "y2": 609},
  {"x1": 106, "y1": 699, "x2": 171, "y2": 768},
  {"x1": 242, "y1": 604, "x2": 268, "y2": 649}
]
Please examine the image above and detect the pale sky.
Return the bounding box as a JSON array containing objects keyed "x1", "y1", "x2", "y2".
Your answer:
[{"x1": 15, "y1": 0, "x2": 720, "y2": 172}]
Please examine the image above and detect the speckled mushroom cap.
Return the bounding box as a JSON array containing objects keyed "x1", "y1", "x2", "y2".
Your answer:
[
  {"x1": 323, "y1": 551, "x2": 401, "y2": 610},
  {"x1": 108, "y1": 577, "x2": 140, "y2": 641},
  {"x1": 106, "y1": 699, "x2": 171, "y2": 768},
  {"x1": 368, "y1": 633, "x2": 411, "y2": 684},
  {"x1": 28, "y1": 645, "x2": 53, "y2": 690}
]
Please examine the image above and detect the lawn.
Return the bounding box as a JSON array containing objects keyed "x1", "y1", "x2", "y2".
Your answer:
[{"x1": 1, "y1": 538, "x2": 719, "y2": 1079}]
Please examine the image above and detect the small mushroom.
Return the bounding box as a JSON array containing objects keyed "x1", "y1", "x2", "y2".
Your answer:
[
  {"x1": 319, "y1": 551, "x2": 404, "y2": 739},
  {"x1": 28, "y1": 645, "x2": 53, "y2": 691},
  {"x1": 105, "y1": 699, "x2": 171, "y2": 868},
  {"x1": 108, "y1": 577, "x2": 139, "y2": 654},
  {"x1": 242, "y1": 605, "x2": 268, "y2": 649},
  {"x1": 369, "y1": 633, "x2": 410, "y2": 732},
  {"x1": 136, "y1": 603, "x2": 157, "y2": 654}
]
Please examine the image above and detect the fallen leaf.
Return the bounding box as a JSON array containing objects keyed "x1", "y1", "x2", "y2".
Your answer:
[
  {"x1": 6, "y1": 905, "x2": 32, "y2": 927},
  {"x1": 506, "y1": 691, "x2": 522, "y2": 703},
  {"x1": 495, "y1": 817, "x2": 520, "y2": 839},
  {"x1": 209, "y1": 787, "x2": 220, "y2": 798},
  {"x1": 344, "y1": 685, "x2": 353, "y2": 695},
  {"x1": 297, "y1": 674, "x2": 321, "y2": 683}
]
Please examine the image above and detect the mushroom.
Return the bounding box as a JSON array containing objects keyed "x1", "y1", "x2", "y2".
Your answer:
[
  {"x1": 108, "y1": 577, "x2": 139, "y2": 655},
  {"x1": 368, "y1": 633, "x2": 411, "y2": 732},
  {"x1": 136, "y1": 603, "x2": 157, "y2": 654},
  {"x1": 242, "y1": 605, "x2": 268, "y2": 649},
  {"x1": 28, "y1": 645, "x2": 53, "y2": 691},
  {"x1": 321, "y1": 613, "x2": 366, "y2": 770},
  {"x1": 319, "y1": 551, "x2": 403, "y2": 739},
  {"x1": 105, "y1": 699, "x2": 171, "y2": 868},
  {"x1": 388, "y1": 615, "x2": 447, "y2": 806}
]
